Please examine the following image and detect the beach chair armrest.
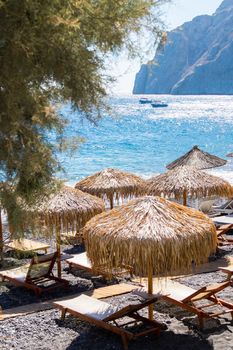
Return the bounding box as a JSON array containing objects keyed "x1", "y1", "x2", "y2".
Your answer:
[{"x1": 182, "y1": 281, "x2": 231, "y2": 303}]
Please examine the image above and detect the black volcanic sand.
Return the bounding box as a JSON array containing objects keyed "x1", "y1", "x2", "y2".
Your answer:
[{"x1": 1, "y1": 246, "x2": 233, "y2": 350}]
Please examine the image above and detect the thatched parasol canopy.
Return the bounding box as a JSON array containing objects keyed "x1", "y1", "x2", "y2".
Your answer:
[
  {"x1": 146, "y1": 166, "x2": 233, "y2": 205},
  {"x1": 226, "y1": 152, "x2": 233, "y2": 157},
  {"x1": 75, "y1": 168, "x2": 146, "y2": 208},
  {"x1": 166, "y1": 145, "x2": 227, "y2": 170},
  {"x1": 31, "y1": 186, "x2": 105, "y2": 232},
  {"x1": 28, "y1": 186, "x2": 105, "y2": 276},
  {"x1": 83, "y1": 196, "x2": 216, "y2": 319},
  {"x1": 84, "y1": 196, "x2": 217, "y2": 278}
]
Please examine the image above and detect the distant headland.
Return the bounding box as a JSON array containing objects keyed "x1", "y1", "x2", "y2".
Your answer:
[{"x1": 133, "y1": 0, "x2": 233, "y2": 95}]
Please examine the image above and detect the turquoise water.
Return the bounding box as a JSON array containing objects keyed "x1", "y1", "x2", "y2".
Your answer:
[{"x1": 60, "y1": 95, "x2": 233, "y2": 184}]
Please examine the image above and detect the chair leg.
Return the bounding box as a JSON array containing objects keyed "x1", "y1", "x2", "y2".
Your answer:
[
  {"x1": 198, "y1": 315, "x2": 204, "y2": 329},
  {"x1": 67, "y1": 263, "x2": 72, "y2": 274},
  {"x1": 121, "y1": 333, "x2": 129, "y2": 350},
  {"x1": 34, "y1": 288, "x2": 41, "y2": 297},
  {"x1": 61, "y1": 309, "x2": 67, "y2": 321},
  {"x1": 226, "y1": 272, "x2": 232, "y2": 281}
]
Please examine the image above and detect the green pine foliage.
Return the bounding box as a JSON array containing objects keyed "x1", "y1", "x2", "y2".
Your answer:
[{"x1": 0, "y1": 0, "x2": 168, "y2": 235}]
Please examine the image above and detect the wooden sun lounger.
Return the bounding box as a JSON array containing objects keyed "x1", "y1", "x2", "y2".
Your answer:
[
  {"x1": 60, "y1": 231, "x2": 84, "y2": 245},
  {"x1": 150, "y1": 279, "x2": 233, "y2": 328},
  {"x1": 65, "y1": 252, "x2": 93, "y2": 272},
  {"x1": 213, "y1": 216, "x2": 233, "y2": 225},
  {"x1": 212, "y1": 199, "x2": 233, "y2": 215},
  {"x1": 216, "y1": 224, "x2": 233, "y2": 245},
  {"x1": 65, "y1": 252, "x2": 133, "y2": 278},
  {"x1": 218, "y1": 265, "x2": 233, "y2": 281},
  {"x1": 0, "y1": 252, "x2": 69, "y2": 296},
  {"x1": 5, "y1": 238, "x2": 50, "y2": 254},
  {"x1": 54, "y1": 293, "x2": 164, "y2": 350}
]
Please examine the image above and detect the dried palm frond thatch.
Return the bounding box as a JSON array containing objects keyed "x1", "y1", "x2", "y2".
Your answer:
[
  {"x1": 29, "y1": 186, "x2": 105, "y2": 233},
  {"x1": 75, "y1": 168, "x2": 146, "y2": 208},
  {"x1": 226, "y1": 152, "x2": 233, "y2": 157},
  {"x1": 83, "y1": 195, "x2": 216, "y2": 320},
  {"x1": 84, "y1": 196, "x2": 217, "y2": 278},
  {"x1": 146, "y1": 166, "x2": 233, "y2": 205},
  {"x1": 26, "y1": 186, "x2": 105, "y2": 277},
  {"x1": 166, "y1": 145, "x2": 227, "y2": 170}
]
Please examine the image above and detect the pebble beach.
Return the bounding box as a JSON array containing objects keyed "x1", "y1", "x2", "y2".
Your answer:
[
  {"x1": 1, "y1": 244, "x2": 233, "y2": 350},
  {"x1": 1, "y1": 2, "x2": 233, "y2": 350},
  {"x1": 1, "y1": 96, "x2": 233, "y2": 350}
]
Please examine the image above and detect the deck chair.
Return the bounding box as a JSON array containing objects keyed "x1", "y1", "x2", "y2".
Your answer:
[
  {"x1": 150, "y1": 279, "x2": 233, "y2": 329},
  {"x1": 4, "y1": 238, "x2": 50, "y2": 254},
  {"x1": 60, "y1": 231, "x2": 84, "y2": 245},
  {"x1": 216, "y1": 224, "x2": 233, "y2": 245},
  {"x1": 54, "y1": 293, "x2": 164, "y2": 350},
  {"x1": 218, "y1": 265, "x2": 233, "y2": 281},
  {"x1": 212, "y1": 198, "x2": 233, "y2": 215},
  {"x1": 0, "y1": 252, "x2": 69, "y2": 296},
  {"x1": 65, "y1": 252, "x2": 133, "y2": 278}
]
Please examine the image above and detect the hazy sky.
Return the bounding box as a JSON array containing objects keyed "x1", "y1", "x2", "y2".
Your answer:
[{"x1": 110, "y1": 0, "x2": 223, "y2": 93}]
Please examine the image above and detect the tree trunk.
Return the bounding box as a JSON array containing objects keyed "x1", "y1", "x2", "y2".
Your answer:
[{"x1": 0, "y1": 209, "x2": 3, "y2": 262}]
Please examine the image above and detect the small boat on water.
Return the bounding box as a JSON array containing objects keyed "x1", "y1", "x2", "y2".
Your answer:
[
  {"x1": 139, "y1": 97, "x2": 153, "y2": 104},
  {"x1": 151, "y1": 101, "x2": 168, "y2": 108}
]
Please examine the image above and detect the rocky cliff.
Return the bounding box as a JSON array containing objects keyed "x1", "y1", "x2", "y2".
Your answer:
[{"x1": 133, "y1": 0, "x2": 233, "y2": 94}]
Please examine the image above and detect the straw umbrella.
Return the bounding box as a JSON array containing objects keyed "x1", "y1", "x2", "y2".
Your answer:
[
  {"x1": 146, "y1": 165, "x2": 233, "y2": 206},
  {"x1": 83, "y1": 196, "x2": 217, "y2": 319},
  {"x1": 75, "y1": 168, "x2": 146, "y2": 209},
  {"x1": 28, "y1": 186, "x2": 105, "y2": 277},
  {"x1": 166, "y1": 145, "x2": 227, "y2": 170},
  {"x1": 226, "y1": 152, "x2": 233, "y2": 157}
]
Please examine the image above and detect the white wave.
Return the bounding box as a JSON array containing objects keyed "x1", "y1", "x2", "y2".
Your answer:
[{"x1": 207, "y1": 169, "x2": 233, "y2": 185}]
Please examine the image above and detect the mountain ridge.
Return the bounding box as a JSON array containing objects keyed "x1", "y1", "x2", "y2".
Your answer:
[{"x1": 133, "y1": 0, "x2": 233, "y2": 95}]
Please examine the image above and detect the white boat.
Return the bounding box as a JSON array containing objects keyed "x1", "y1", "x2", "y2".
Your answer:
[
  {"x1": 139, "y1": 98, "x2": 153, "y2": 104},
  {"x1": 151, "y1": 101, "x2": 168, "y2": 108}
]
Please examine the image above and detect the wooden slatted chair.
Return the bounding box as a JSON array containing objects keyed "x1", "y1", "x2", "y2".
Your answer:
[
  {"x1": 212, "y1": 199, "x2": 233, "y2": 215},
  {"x1": 0, "y1": 252, "x2": 69, "y2": 296},
  {"x1": 216, "y1": 224, "x2": 233, "y2": 245},
  {"x1": 4, "y1": 238, "x2": 50, "y2": 254},
  {"x1": 60, "y1": 231, "x2": 84, "y2": 245},
  {"x1": 149, "y1": 280, "x2": 233, "y2": 329},
  {"x1": 218, "y1": 265, "x2": 233, "y2": 281},
  {"x1": 65, "y1": 252, "x2": 133, "y2": 278},
  {"x1": 54, "y1": 293, "x2": 164, "y2": 350}
]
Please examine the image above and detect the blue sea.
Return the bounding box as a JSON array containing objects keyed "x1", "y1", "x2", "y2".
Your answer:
[{"x1": 60, "y1": 95, "x2": 233, "y2": 185}]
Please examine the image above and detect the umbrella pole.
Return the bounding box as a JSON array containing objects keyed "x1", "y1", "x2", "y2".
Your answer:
[
  {"x1": 110, "y1": 196, "x2": 113, "y2": 210},
  {"x1": 148, "y1": 263, "x2": 153, "y2": 320},
  {"x1": 183, "y1": 190, "x2": 187, "y2": 206},
  {"x1": 56, "y1": 225, "x2": 61, "y2": 278}
]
